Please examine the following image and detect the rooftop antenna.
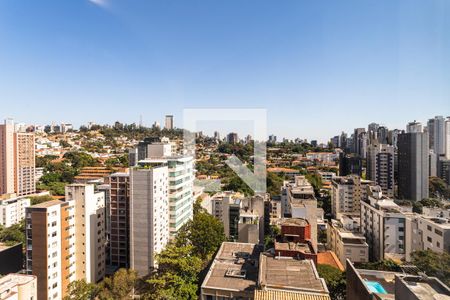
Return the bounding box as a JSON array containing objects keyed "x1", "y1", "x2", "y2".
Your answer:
[{"x1": 139, "y1": 115, "x2": 143, "y2": 128}]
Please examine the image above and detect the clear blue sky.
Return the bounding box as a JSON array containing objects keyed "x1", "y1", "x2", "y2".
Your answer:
[{"x1": 0, "y1": 0, "x2": 449, "y2": 142}]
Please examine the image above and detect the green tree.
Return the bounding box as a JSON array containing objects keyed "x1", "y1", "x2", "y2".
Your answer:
[
  {"x1": 98, "y1": 269, "x2": 138, "y2": 300},
  {"x1": 63, "y1": 151, "x2": 99, "y2": 169},
  {"x1": 64, "y1": 279, "x2": 98, "y2": 300},
  {"x1": 0, "y1": 220, "x2": 25, "y2": 246},
  {"x1": 356, "y1": 259, "x2": 401, "y2": 272},
  {"x1": 29, "y1": 195, "x2": 54, "y2": 205},
  {"x1": 175, "y1": 211, "x2": 226, "y2": 259},
  {"x1": 317, "y1": 264, "x2": 346, "y2": 300},
  {"x1": 145, "y1": 245, "x2": 202, "y2": 299},
  {"x1": 411, "y1": 250, "x2": 450, "y2": 286},
  {"x1": 266, "y1": 172, "x2": 284, "y2": 197},
  {"x1": 145, "y1": 273, "x2": 197, "y2": 300}
]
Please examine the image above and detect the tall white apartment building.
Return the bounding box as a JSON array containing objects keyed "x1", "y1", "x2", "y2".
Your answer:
[
  {"x1": 0, "y1": 196, "x2": 30, "y2": 227},
  {"x1": 366, "y1": 143, "x2": 395, "y2": 197},
  {"x1": 360, "y1": 186, "x2": 418, "y2": 262},
  {"x1": 130, "y1": 165, "x2": 169, "y2": 276},
  {"x1": 134, "y1": 141, "x2": 194, "y2": 236},
  {"x1": 331, "y1": 175, "x2": 374, "y2": 218},
  {"x1": 26, "y1": 184, "x2": 106, "y2": 300},
  {"x1": 65, "y1": 184, "x2": 106, "y2": 283}
]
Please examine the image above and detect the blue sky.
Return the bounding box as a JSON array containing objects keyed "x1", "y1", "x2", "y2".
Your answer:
[{"x1": 0, "y1": 0, "x2": 449, "y2": 142}]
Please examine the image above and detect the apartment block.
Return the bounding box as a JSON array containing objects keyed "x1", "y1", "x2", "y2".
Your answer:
[
  {"x1": 0, "y1": 196, "x2": 30, "y2": 227},
  {"x1": 366, "y1": 143, "x2": 395, "y2": 198},
  {"x1": 0, "y1": 273, "x2": 37, "y2": 300},
  {"x1": 14, "y1": 132, "x2": 36, "y2": 196},
  {"x1": 103, "y1": 172, "x2": 130, "y2": 269},
  {"x1": 130, "y1": 165, "x2": 169, "y2": 276},
  {"x1": 26, "y1": 184, "x2": 106, "y2": 300},
  {"x1": 398, "y1": 130, "x2": 429, "y2": 201},
  {"x1": 65, "y1": 184, "x2": 106, "y2": 283},
  {"x1": 132, "y1": 140, "x2": 194, "y2": 236},
  {"x1": 327, "y1": 219, "x2": 368, "y2": 267},
  {"x1": 0, "y1": 119, "x2": 36, "y2": 196},
  {"x1": 209, "y1": 192, "x2": 266, "y2": 244},
  {"x1": 331, "y1": 175, "x2": 374, "y2": 218},
  {"x1": 26, "y1": 200, "x2": 72, "y2": 300},
  {"x1": 416, "y1": 216, "x2": 450, "y2": 253},
  {"x1": 360, "y1": 186, "x2": 418, "y2": 262},
  {"x1": 282, "y1": 176, "x2": 318, "y2": 251}
]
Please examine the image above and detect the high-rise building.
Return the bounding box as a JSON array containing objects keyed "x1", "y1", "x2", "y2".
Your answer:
[
  {"x1": 427, "y1": 118, "x2": 436, "y2": 150},
  {"x1": 227, "y1": 132, "x2": 238, "y2": 144},
  {"x1": 339, "y1": 153, "x2": 362, "y2": 176},
  {"x1": 360, "y1": 186, "x2": 418, "y2": 261},
  {"x1": 331, "y1": 175, "x2": 374, "y2": 218},
  {"x1": 105, "y1": 172, "x2": 130, "y2": 268},
  {"x1": 446, "y1": 117, "x2": 450, "y2": 159},
  {"x1": 438, "y1": 160, "x2": 450, "y2": 185},
  {"x1": 65, "y1": 184, "x2": 106, "y2": 283},
  {"x1": 353, "y1": 128, "x2": 366, "y2": 157},
  {"x1": 26, "y1": 200, "x2": 72, "y2": 300},
  {"x1": 388, "y1": 129, "x2": 400, "y2": 149},
  {"x1": 429, "y1": 116, "x2": 447, "y2": 157},
  {"x1": 25, "y1": 184, "x2": 106, "y2": 300},
  {"x1": 398, "y1": 129, "x2": 429, "y2": 201},
  {"x1": 14, "y1": 132, "x2": 35, "y2": 196},
  {"x1": 368, "y1": 123, "x2": 379, "y2": 140},
  {"x1": 366, "y1": 143, "x2": 395, "y2": 197},
  {"x1": 406, "y1": 120, "x2": 423, "y2": 133},
  {"x1": 268, "y1": 134, "x2": 277, "y2": 144},
  {"x1": 130, "y1": 165, "x2": 169, "y2": 275},
  {"x1": 164, "y1": 115, "x2": 173, "y2": 130},
  {"x1": 0, "y1": 119, "x2": 36, "y2": 196},
  {"x1": 377, "y1": 126, "x2": 389, "y2": 144},
  {"x1": 429, "y1": 150, "x2": 437, "y2": 177},
  {"x1": 214, "y1": 131, "x2": 220, "y2": 141}
]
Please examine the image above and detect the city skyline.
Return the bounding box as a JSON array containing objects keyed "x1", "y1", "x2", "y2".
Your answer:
[{"x1": 1, "y1": 1, "x2": 449, "y2": 141}]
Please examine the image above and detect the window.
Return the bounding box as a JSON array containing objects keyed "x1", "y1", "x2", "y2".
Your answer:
[
  {"x1": 435, "y1": 229, "x2": 443, "y2": 236},
  {"x1": 427, "y1": 225, "x2": 432, "y2": 231},
  {"x1": 427, "y1": 236, "x2": 432, "y2": 243}
]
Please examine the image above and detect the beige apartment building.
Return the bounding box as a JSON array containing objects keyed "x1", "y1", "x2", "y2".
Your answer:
[
  {"x1": 0, "y1": 273, "x2": 37, "y2": 300},
  {"x1": 416, "y1": 216, "x2": 450, "y2": 253},
  {"x1": 327, "y1": 219, "x2": 369, "y2": 267},
  {"x1": 26, "y1": 184, "x2": 106, "y2": 300},
  {"x1": 0, "y1": 119, "x2": 35, "y2": 196},
  {"x1": 331, "y1": 175, "x2": 374, "y2": 218}
]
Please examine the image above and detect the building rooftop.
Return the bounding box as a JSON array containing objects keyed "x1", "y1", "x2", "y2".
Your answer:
[
  {"x1": 30, "y1": 199, "x2": 64, "y2": 208},
  {"x1": 254, "y1": 290, "x2": 331, "y2": 300},
  {"x1": 259, "y1": 255, "x2": 328, "y2": 294},
  {"x1": 276, "y1": 218, "x2": 309, "y2": 227},
  {"x1": 317, "y1": 251, "x2": 344, "y2": 271},
  {"x1": 398, "y1": 275, "x2": 450, "y2": 299},
  {"x1": 275, "y1": 241, "x2": 314, "y2": 254},
  {"x1": 201, "y1": 242, "x2": 262, "y2": 293}
]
